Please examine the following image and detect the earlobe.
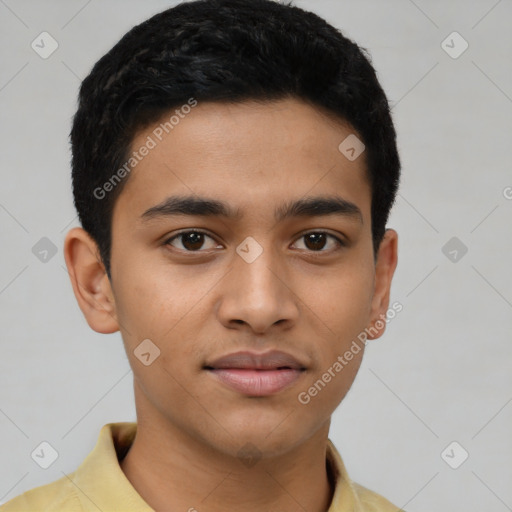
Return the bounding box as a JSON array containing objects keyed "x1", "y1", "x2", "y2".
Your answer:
[
  {"x1": 63, "y1": 227, "x2": 119, "y2": 334},
  {"x1": 366, "y1": 228, "x2": 398, "y2": 340}
]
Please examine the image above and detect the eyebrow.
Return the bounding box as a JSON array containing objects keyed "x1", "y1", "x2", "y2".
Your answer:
[{"x1": 140, "y1": 195, "x2": 363, "y2": 224}]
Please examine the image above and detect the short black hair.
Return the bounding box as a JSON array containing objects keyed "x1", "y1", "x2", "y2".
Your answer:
[{"x1": 70, "y1": 0, "x2": 400, "y2": 279}]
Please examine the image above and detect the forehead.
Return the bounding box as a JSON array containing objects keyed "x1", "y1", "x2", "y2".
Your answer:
[{"x1": 112, "y1": 98, "x2": 371, "y2": 227}]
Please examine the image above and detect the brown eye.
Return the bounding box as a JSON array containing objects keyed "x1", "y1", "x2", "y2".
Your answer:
[
  {"x1": 165, "y1": 231, "x2": 219, "y2": 251},
  {"x1": 293, "y1": 232, "x2": 344, "y2": 252}
]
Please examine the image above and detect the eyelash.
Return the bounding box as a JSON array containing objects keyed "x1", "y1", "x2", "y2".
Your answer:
[{"x1": 163, "y1": 230, "x2": 346, "y2": 253}]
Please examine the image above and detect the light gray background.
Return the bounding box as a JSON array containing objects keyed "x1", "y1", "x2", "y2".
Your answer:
[{"x1": 1, "y1": 1, "x2": 511, "y2": 510}]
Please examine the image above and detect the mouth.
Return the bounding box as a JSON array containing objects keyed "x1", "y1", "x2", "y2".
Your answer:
[{"x1": 204, "y1": 350, "x2": 306, "y2": 397}]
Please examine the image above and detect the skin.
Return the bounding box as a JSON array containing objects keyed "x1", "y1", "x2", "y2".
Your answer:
[{"x1": 64, "y1": 98, "x2": 398, "y2": 512}]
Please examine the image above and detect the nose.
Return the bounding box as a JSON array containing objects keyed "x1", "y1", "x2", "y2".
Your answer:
[{"x1": 216, "y1": 242, "x2": 300, "y2": 335}]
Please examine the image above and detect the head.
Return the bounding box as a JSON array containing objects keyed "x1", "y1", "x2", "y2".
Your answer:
[{"x1": 65, "y1": 0, "x2": 399, "y2": 460}]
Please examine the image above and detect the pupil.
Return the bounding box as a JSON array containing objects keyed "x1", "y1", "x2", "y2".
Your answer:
[
  {"x1": 183, "y1": 232, "x2": 204, "y2": 250},
  {"x1": 305, "y1": 233, "x2": 326, "y2": 251}
]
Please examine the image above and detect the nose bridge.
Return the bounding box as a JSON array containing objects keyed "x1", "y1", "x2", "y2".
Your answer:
[
  {"x1": 218, "y1": 236, "x2": 299, "y2": 331},
  {"x1": 234, "y1": 238, "x2": 284, "y2": 304}
]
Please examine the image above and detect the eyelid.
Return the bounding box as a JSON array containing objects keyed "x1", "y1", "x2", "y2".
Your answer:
[
  {"x1": 291, "y1": 231, "x2": 346, "y2": 251},
  {"x1": 164, "y1": 229, "x2": 346, "y2": 253},
  {"x1": 164, "y1": 229, "x2": 220, "y2": 248}
]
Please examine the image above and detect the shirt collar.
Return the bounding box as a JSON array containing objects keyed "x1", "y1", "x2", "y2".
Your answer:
[
  {"x1": 71, "y1": 422, "x2": 365, "y2": 511},
  {"x1": 326, "y1": 438, "x2": 366, "y2": 511},
  {"x1": 72, "y1": 422, "x2": 148, "y2": 510}
]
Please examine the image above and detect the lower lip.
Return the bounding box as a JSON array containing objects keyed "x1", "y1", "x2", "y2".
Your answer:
[{"x1": 208, "y1": 368, "x2": 303, "y2": 396}]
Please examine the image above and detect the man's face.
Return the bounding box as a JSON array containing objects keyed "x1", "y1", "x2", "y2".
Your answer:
[{"x1": 107, "y1": 98, "x2": 389, "y2": 458}]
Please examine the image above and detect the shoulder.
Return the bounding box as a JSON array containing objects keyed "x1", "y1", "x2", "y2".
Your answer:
[
  {"x1": 0, "y1": 473, "x2": 83, "y2": 512},
  {"x1": 351, "y1": 481, "x2": 404, "y2": 512}
]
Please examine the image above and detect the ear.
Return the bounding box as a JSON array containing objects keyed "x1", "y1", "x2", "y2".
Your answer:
[
  {"x1": 63, "y1": 227, "x2": 119, "y2": 334},
  {"x1": 367, "y1": 228, "x2": 398, "y2": 340}
]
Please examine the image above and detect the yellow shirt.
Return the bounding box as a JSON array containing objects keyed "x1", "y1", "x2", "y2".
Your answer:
[{"x1": 1, "y1": 423, "x2": 402, "y2": 511}]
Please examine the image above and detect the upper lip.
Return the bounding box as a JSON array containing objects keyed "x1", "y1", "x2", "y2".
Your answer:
[{"x1": 205, "y1": 350, "x2": 306, "y2": 370}]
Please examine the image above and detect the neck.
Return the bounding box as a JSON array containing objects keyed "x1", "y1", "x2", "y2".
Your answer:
[{"x1": 120, "y1": 413, "x2": 334, "y2": 512}]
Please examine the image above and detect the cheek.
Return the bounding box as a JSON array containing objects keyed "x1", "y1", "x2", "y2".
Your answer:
[
  {"x1": 295, "y1": 259, "x2": 373, "y2": 406},
  {"x1": 112, "y1": 260, "x2": 193, "y2": 339},
  {"x1": 307, "y1": 263, "x2": 374, "y2": 336},
  {"x1": 112, "y1": 267, "x2": 210, "y2": 380},
  {"x1": 296, "y1": 351, "x2": 364, "y2": 422}
]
